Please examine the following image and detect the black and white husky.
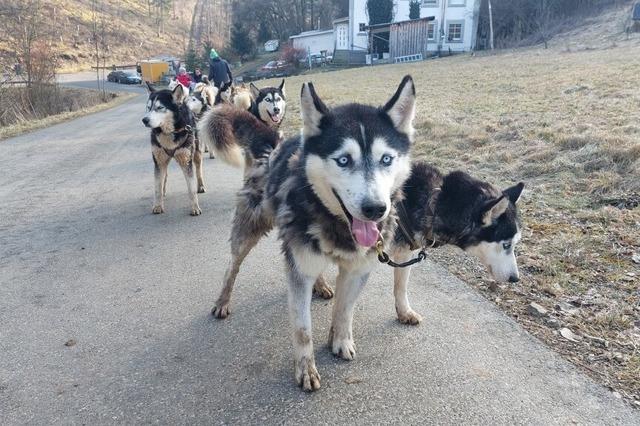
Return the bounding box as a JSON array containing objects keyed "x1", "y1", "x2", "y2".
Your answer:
[
  {"x1": 248, "y1": 80, "x2": 286, "y2": 128},
  {"x1": 142, "y1": 83, "x2": 205, "y2": 216},
  {"x1": 216, "y1": 80, "x2": 287, "y2": 128},
  {"x1": 390, "y1": 161, "x2": 524, "y2": 324},
  {"x1": 200, "y1": 76, "x2": 417, "y2": 391}
]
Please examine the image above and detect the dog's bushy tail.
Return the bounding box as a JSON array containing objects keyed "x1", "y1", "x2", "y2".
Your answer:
[
  {"x1": 197, "y1": 107, "x2": 245, "y2": 168},
  {"x1": 197, "y1": 106, "x2": 280, "y2": 169}
]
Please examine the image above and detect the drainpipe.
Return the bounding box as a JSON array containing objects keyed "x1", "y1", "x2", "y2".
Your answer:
[{"x1": 438, "y1": 0, "x2": 447, "y2": 53}]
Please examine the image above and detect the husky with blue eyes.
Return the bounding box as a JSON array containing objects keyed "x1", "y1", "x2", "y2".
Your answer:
[
  {"x1": 390, "y1": 161, "x2": 524, "y2": 325},
  {"x1": 202, "y1": 76, "x2": 416, "y2": 391},
  {"x1": 142, "y1": 82, "x2": 205, "y2": 216}
]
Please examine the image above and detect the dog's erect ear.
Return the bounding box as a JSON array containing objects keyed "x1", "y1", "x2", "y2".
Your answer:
[
  {"x1": 250, "y1": 82, "x2": 260, "y2": 99},
  {"x1": 503, "y1": 182, "x2": 524, "y2": 204},
  {"x1": 382, "y1": 75, "x2": 416, "y2": 138},
  {"x1": 145, "y1": 81, "x2": 155, "y2": 93},
  {"x1": 279, "y1": 79, "x2": 286, "y2": 97},
  {"x1": 172, "y1": 84, "x2": 186, "y2": 103},
  {"x1": 479, "y1": 196, "x2": 509, "y2": 227},
  {"x1": 300, "y1": 82, "x2": 329, "y2": 139}
]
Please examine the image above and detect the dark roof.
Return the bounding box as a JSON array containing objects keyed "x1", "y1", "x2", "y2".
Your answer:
[{"x1": 633, "y1": 2, "x2": 640, "y2": 20}]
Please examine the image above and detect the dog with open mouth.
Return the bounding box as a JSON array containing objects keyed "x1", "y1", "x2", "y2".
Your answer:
[{"x1": 201, "y1": 76, "x2": 416, "y2": 391}]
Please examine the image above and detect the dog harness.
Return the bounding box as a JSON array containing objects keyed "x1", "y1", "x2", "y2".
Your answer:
[{"x1": 376, "y1": 188, "x2": 441, "y2": 268}]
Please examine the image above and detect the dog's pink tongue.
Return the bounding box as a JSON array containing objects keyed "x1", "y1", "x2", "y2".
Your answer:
[{"x1": 351, "y1": 218, "x2": 379, "y2": 247}]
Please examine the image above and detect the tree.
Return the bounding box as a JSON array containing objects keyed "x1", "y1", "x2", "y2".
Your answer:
[
  {"x1": 258, "y1": 20, "x2": 272, "y2": 43},
  {"x1": 409, "y1": 0, "x2": 421, "y2": 20},
  {"x1": 366, "y1": 0, "x2": 394, "y2": 53},
  {"x1": 230, "y1": 22, "x2": 254, "y2": 59},
  {"x1": 184, "y1": 46, "x2": 199, "y2": 72}
]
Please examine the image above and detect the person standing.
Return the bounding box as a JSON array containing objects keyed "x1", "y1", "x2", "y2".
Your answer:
[{"x1": 207, "y1": 49, "x2": 233, "y2": 88}]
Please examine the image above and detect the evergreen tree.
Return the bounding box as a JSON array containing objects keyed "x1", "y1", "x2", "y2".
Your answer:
[
  {"x1": 230, "y1": 23, "x2": 254, "y2": 59},
  {"x1": 257, "y1": 21, "x2": 272, "y2": 43},
  {"x1": 409, "y1": 0, "x2": 420, "y2": 20},
  {"x1": 366, "y1": 0, "x2": 393, "y2": 53}
]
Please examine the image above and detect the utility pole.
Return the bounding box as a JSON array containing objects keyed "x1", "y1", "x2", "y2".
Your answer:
[{"x1": 488, "y1": 0, "x2": 494, "y2": 50}]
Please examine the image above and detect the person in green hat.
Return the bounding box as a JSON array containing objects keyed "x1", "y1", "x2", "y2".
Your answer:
[{"x1": 208, "y1": 48, "x2": 233, "y2": 89}]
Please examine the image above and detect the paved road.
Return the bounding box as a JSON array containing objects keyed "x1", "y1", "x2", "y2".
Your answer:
[
  {"x1": 1, "y1": 96, "x2": 638, "y2": 425},
  {"x1": 58, "y1": 71, "x2": 146, "y2": 94}
]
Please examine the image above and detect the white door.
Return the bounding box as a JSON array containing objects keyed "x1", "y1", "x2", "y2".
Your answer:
[{"x1": 336, "y1": 24, "x2": 348, "y2": 50}]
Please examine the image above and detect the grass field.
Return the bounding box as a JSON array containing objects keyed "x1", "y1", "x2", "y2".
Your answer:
[{"x1": 262, "y1": 42, "x2": 640, "y2": 406}]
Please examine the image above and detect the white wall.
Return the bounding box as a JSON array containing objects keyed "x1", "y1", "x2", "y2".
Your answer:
[
  {"x1": 354, "y1": 0, "x2": 480, "y2": 52},
  {"x1": 349, "y1": 0, "x2": 369, "y2": 51},
  {"x1": 291, "y1": 31, "x2": 335, "y2": 55}
]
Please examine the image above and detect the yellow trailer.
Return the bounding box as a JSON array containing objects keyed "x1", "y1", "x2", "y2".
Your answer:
[{"x1": 139, "y1": 61, "x2": 170, "y2": 83}]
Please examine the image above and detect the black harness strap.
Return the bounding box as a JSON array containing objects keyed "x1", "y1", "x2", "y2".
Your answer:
[{"x1": 375, "y1": 189, "x2": 442, "y2": 268}]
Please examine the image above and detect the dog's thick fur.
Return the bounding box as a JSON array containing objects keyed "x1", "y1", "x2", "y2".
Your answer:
[
  {"x1": 197, "y1": 104, "x2": 281, "y2": 168},
  {"x1": 214, "y1": 81, "x2": 252, "y2": 111},
  {"x1": 390, "y1": 161, "x2": 524, "y2": 324},
  {"x1": 201, "y1": 76, "x2": 417, "y2": 391},
  {"x1": 142, "y1": 83, "x2": 205, "y2": 216}
]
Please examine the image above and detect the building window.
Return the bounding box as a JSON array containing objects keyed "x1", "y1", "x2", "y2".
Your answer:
[
  {"x1": 448, "y1": 0, "x2": 466, "y2": 6},
  {"x1": 447, "y1": 21, "x2": 464, "y2": 42},
  {"x1": 427, "y1": 21, "x2": 437, "y2": 40},
  {"x1": 422, "y1": 0, "x2": 438, "y2": 6}
]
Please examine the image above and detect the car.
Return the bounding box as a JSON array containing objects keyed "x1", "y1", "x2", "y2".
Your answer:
[
  {"x1": 264, "y1": 39, "x2": 279, "y2": 52},
  {"x1": 107, "y1": 70, "x2": 142, "y2": 84},
  {"x1": 260, "y1": 60, "x2": 288, "y2": 71},
  {"x1": 298, "y1": 53, "x2": 330, "y2": 66}
]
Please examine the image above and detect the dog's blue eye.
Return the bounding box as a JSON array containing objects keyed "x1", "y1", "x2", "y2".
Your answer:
[
  {"x1": 381, "y1": 155, "x2": 394, "y2": 166},
  {"x1": 335, "y1": 155, "x2": 351, "y2": 168},
  {"x1": 503, "y1": 242, "x2": 512, "y2": 251}
]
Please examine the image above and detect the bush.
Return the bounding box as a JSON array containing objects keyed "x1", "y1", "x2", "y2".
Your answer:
[{"x1": 280, "y1": 45, "x2": 306, "y2": 68}]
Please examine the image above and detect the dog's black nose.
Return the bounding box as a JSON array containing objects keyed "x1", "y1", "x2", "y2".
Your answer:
[
  {"x1": 508, "y1": 275, "x2": 520, "y2": 283},
  {"x1": 273, "y1": 107, "x2": 280, "y2": 114},
  {"x1": 361, "y1": 201, "x2": 387, "y2": 221},
  {"x1": 142, "y1": 117, "x2": 150, "y2": 127}
]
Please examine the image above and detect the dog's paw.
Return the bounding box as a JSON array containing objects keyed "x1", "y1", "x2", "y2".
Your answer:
[
  {"x1": 295, "y1": 357, "x2": 321, "y2": 392},
  {"x1": 212, "y1": 304, "x2": 230, "y2": 319},
  {"x1": 197, "y1": 185, "x2": 206, "y2": 194},
  {"x1": 152, "y1": 205, "x2": 164, "y2": 214},
  {"x1": 397, "y1": 309, "x2": 423, "y2": 326},
  {"x1": 331, "y1": 337, "x2": 356, "y2": 360},
  {"x1": 190, "y1": 206, "x2": 202, "y2": 216},
  {"x1": 312, "y1": 278, "x2": 334, "y2": 300}
]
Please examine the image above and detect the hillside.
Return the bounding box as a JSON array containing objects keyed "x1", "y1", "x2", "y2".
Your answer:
[
  {"x1": 548, "y1": 1, "x2": 640, "y2": 50},
  {"x1": 0, "y1": 0, "x2": 199, "y2": 73}
]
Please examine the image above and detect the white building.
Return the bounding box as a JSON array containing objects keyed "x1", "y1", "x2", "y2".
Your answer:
[
  {"x1": 289, "y1": 29, "x2": 335, "y2": 55},
  {"x1": 394, "y1": 0, "x2": 481, "y2": 53},
  {"x1": 289, "y1": 0, "x2": 480, "y2": 63}
]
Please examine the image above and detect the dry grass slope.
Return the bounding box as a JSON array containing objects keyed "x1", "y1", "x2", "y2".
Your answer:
[
  {"x1": 0, "y1": 0, "x2": 197, "y2": 72},
  {"x1": 264, "y1": 39, "x2": 640, "y2": 406}
]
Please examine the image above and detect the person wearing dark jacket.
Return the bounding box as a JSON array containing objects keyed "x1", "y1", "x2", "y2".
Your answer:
[
  {"x1": 208, "y1": 49, "x2": 233, "y2": 88},
  {"x1": 192, "y1": 67, "x2": 203, "y2": 84}
]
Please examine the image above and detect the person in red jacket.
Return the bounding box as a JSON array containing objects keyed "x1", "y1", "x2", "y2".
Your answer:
[{"x1": 176, "y1": 67, "x2": 192, "y2": 90}]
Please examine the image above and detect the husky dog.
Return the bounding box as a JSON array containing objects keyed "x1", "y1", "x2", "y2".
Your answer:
[
  {"x1": 187, "y1": 82, "x2": 218, "y2": 159},
  {"x1": 187, "y1": 83, "x2": 217, "y2": 118},
  {"x1": 215, "y1": 81, "x2": 253, "y2": 111},
  {"x1": 248, "y1": 80, "x2": 286, "y2": 129},
  {"x1": 197, "y1": 104, "x2": 281, "y2": 169},
  {"x1": 142, "y1": 82, "x2": 205, "y2": 216},
  {"x1": 168, "y1": 78, "x2": 188, "y2": 93},
  {"x1": 202, "y1": 76, "x2": 416, "y2": 391},
  {"x1": 390, "y1": 161, "x2": 524, "y2": 324}
]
